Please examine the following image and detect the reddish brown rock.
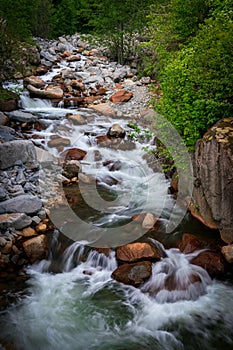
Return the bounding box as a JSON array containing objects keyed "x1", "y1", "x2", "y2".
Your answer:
[
  {"x1": 110, "y1": 90, "x2": 133, "y2": 103},
  {"x1": 96, "y1": 87, "x2": 108, "y2": 95},
  {"x1": 24, "y1": 75, "x2": 45, "y2": 88},
  {"x1": 112, "y1": 261, "x2": 152, "y2": 286},
  {"x1": 20, "y1": 227, "x2": 37, "y2": 237},
  {"x1": 66, "y1": 54, "x2": 81, "y2": 62},
  {"x1": 96, "y1": 135, "x2": 112, "y2": 146},
  {"x1": 22, "y1": 234, "x2": 48, "y2": 263},
  {"x1": 116, "y1": 242, "x2": 163, "y2": 263},
  {"x1": 27, "y1": 85, "x2": 64, "y2": 99},
  {"x1": 62, "y1": 148, "x2": 87, "y2": 161},
  {"x1": 191, "y1": 251, "x2": 226, "y2": 277},
  {"x1": 60, "y1": 51, "x2": 72, "y2": 58},
  {"x1": 179, "y1": 233, "x2": 204, "y2": 254}
]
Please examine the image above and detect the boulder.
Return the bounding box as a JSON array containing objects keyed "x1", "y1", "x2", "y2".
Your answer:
[
  {"x1": 66, "y1": 113, "x2": 86, "y2": 125},
  {"x1": 107, "y1": 123, "x2": 126, "y2": 138},
  {"x1": 62, "y1": 160, "x2": 82, "y2": 179},
  {"x1": 27, "y1": 85, "x2": 64, "y2": 99},
  {"x1": 24, "y1": 76, "x2": 46, "y2": 88},
  {"x1": 0, "y1": 195, "x2": 42, "y2": 215},
  {"x1": 40, "y1": 50, "x2": 57, "y2": 63},
  {"x1": 0, "y1": 213, "x2": 32, "y2": 230},
  {"x1": 112, "y1": 261, "x2": 152, "y2": 286},
  {"x1": 0, "y1": 89, "x2": 19, "y2": 112},
  {"x1": 221, "y1": 245, "x2": 233, "y2": 264},
  {"x1": 0, "y1": 125, "x2": 20, "y2": 142},
  {"x1": 191, "y1": 251, "x2": 226, "y2": 277},
  {"x1": 20, "y1": 227, "x2": 37, "y2": 237},
  {"x1": 7, "y1": 110, "x2": 38, "y2": 123},
  {"x1": 109, "y1": 90, "x2": 133, "y2": 103},
  {"x1": 113, "y1": 67, "x2": 128, "y2": 82},
  {"x1": 0, "y1": 140, "x2": 37, "y2": 169},
  {"x1": 116, "y1": 242, "x2": 164, "y2": 263},
  {"x1": 179, "y1": 233, "x2": 204, "y2": 254},
  {"x1": 89, "y1": 103, "x2": 116, "y2": 117},
  {"x1": 48, "y1": 136, "x2": 70, "y2": 148},
  {"x1": 192, "y1": 117, "x2": 233, "y2": 243},
  {"x1": 23, "y1": 234, "x2": 48, "y2": 263},
  {"x1": 62, "y1": 148, "x2": 87, "y2": 161}
]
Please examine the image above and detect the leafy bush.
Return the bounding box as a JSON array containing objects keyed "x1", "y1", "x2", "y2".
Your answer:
[{"x1": 153, "y1": 8, "x2": 233, "y2": 148}]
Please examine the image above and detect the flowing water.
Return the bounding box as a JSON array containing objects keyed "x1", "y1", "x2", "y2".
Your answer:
[
  {"x1": 1, "y1": 240, "x2": 233, "y2": 350},
  {"x1": 1, "y1": 71, "x2": 233, "y2": 349}
]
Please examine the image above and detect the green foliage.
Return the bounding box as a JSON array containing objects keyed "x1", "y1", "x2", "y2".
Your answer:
[
  {"x1": 145, "y1": 0, "x2": 233, "y2": 148},
  {"x1": 154, "y1": 8, "x2": 233, "y2": 148}
]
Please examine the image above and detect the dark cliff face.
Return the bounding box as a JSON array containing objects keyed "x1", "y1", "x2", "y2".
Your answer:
[{"x1": 193, "y1": 117, "x2": 233, "y2": 243}]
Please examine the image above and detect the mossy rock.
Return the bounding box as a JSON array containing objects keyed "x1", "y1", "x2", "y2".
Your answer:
[{"x1": 0, "y1": 88, "x2": 19, "y2": 112}]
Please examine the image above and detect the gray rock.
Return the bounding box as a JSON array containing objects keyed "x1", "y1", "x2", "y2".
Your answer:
[
  {"x1": 0, "y1": 194, "x2": 42, "y2": 214},
  {"x1": 0, "y1": 125, "x2": 20, "y2": 142},
  {"x1": 113, "y1": 67, "x2": 128, "y2": 82},
  {"x1": 0, "y1": 213, "x2": 32, "y2": 229},
  {"x1": 7, "y1": 110, "x2": 38, "y2": 122},
  {"x1": 0, "y1": 140, "x2": 37, "y2": 170},
  {"x1": 83, "y1": 75, "x2": 104, "y2": 85},
  {"x1": 40, "y1": 50, "x2": 57, "y2": 63}
]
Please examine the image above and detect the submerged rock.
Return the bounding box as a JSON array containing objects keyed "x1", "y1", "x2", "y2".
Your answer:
[
  {"x1": 112, "y1": 261, "x2": 152, "y2": 286},
  {"x1": 191, "y1": 251, "x2": 226, "y2": 277}
]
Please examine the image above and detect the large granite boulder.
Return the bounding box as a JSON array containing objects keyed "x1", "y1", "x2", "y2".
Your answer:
[
  {"x1": 0, "y1": 140, "x2": 37, "y2": 169},
  {"x1": 192, "y1": 117, "x2": 233, "y2": 243}
]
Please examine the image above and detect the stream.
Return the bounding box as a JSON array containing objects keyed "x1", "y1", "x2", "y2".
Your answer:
[{"x1": 1, "y1": 51, "x2": 233, "y2": 350}]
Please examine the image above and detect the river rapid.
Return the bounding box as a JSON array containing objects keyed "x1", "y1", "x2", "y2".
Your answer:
[{"x1": 1, "y1": 38, "x2": 233, "y2": 350}]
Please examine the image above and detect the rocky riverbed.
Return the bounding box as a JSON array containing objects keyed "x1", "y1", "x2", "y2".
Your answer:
[{"x1": 0, "y1": 32, "x2": 232, "y2": 298}]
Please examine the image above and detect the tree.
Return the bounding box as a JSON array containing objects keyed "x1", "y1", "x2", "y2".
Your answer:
[{"x1": 86, "y1": 0, "x2": 153, "y2": 64}]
